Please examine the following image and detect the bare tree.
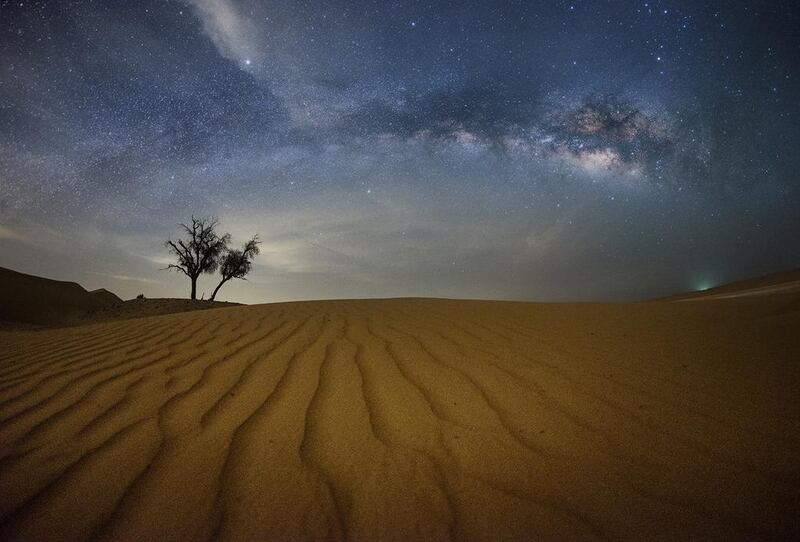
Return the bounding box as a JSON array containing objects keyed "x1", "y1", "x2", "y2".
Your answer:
[
  {"x1": 164, "y1": 216, "x2": 230, "y2": 300},
  {"x1": 209, "y1": 237, "x2": 261, "y2": 301}
]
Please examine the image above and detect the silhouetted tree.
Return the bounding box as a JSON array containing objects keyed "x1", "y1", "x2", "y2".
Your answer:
[
  {"x1": 164, "y1": 216, "x2": 230, "y2": 300},
  {"x1": 209, "y1": 237, "x2": 261, "y2": 301}
]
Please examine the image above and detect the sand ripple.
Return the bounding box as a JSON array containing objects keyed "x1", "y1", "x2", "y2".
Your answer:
[{"x1": 1, "y1": 298, "x2": 798, "y2": 540}]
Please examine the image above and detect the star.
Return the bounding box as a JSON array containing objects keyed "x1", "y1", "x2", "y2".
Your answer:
[{"x1": 0, "y1": 0, "x2": 795, "y2": 303}]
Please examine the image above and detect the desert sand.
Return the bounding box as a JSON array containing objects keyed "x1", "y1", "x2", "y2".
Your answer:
[{"x1": 1, "y1": 280, "x2": 799, "y2": 540}]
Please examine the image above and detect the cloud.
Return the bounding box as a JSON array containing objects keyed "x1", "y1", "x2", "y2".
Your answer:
[{"x1": 89, "y1": 272, "x2": 159, "y2": 284}]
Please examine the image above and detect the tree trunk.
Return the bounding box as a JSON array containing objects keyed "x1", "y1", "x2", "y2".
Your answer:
[
  {"x1": 190, "y1": 276, "x2": 197, "y2": 300},
  {"x1": 209, "y1": 278, "x2": 228, "y2": 301}
]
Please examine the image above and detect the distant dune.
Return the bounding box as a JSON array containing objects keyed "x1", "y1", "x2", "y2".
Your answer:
[
  {"x1": 0, "y1": 267, "x2": 122, "y2": 326},
  {"x1": 0, "y1": 274, "x2": 798, "y2": 540},
  {"x1": 0, "y1": 267, "x2": 237, "y2": 328},
  {"x1": 665, "y1": 268, "x2": 800, "y2": 301},
  {"x1": 88, "y1": 289, "x2": 125, "y2": 307}
]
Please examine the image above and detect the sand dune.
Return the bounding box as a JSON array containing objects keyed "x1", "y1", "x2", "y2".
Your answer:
[
  {"x1": 667, "y1": 268, "x2": 800, "y2": 301},
  {"x1": 0, "y1": 267, "x2": 122, "y2": 326},
  {"x1": 1, "y1": 293, "x2": 799, "y2": 540},
  {"x1": 0, "y1": 267, "x2": 238, "y2": 328}
]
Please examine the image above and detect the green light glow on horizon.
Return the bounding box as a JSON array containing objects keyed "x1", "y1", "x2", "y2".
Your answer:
[{"x1": 694, "y1": 280, "x2": 715, "y2": 292}]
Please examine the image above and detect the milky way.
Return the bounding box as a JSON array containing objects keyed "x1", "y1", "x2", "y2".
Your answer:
[{"x1": 1, "y1": 1, "x2": 798, "y2": 302}]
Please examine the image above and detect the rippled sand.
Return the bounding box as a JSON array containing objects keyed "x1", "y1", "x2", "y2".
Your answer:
[{"x1": 1, "y1": 296, "x2": 798, "y2": 540}]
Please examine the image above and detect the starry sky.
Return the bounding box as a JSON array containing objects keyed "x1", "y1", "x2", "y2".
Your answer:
[{"x1": 1, "y1": 0, "x2": 798, "y2": 303}]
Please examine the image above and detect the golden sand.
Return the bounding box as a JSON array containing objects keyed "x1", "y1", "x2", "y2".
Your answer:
[{"x1": 1, "y1": 293, "x2": 798, "y2": 540}]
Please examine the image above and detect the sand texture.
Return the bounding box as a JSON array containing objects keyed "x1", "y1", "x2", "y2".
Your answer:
[{"x1": 1, "y1": 293, "x2": 799, "y2": 540}]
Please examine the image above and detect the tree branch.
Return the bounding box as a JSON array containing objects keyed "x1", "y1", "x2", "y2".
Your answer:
[{"x1": 164, "y1": 263, "x2": 190, "y2": 277}]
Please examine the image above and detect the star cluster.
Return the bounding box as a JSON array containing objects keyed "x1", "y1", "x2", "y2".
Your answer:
[{"x1": 0, "y1": 0, "x2": 798, "y2": 301}]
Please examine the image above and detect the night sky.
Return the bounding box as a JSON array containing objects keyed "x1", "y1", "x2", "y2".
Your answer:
[{"x1": 1, "y1": 1, "x2": 798, "y2": 303}]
